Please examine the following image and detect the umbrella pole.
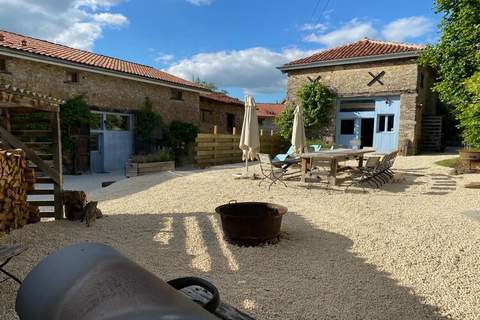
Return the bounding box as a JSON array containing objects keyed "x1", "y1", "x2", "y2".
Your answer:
[{"x1": 245, "y1": 158, "x2": 248, "y2": 172}]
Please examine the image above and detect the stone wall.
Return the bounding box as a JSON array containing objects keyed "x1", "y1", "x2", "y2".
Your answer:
[
  {"x1": 199, "y1": 99, "x2": 244, "y2": 134},
  {"x1": 285, "y1": 58, "x2": 426, "y2": 154},
  {"x1": 0, "y1": 56, "x2": 200, "y2": 125}
]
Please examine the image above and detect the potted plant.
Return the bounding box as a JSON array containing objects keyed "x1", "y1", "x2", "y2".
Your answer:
[{"x1": 125, "y1": 149, "x2": 174, "y2": 177}]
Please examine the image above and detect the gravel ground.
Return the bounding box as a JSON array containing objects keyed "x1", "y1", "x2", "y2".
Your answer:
[{"x1": 1, "y1": 154, "x2": 480, "y2": 319}]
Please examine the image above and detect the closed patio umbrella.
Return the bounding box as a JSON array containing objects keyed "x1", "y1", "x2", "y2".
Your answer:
[
  {"x1": 239, "y1": 95, "x2": 260, "y2": 172},
  {"x1": 291, "y1": 105, "x2": 306, "y2": 154}
]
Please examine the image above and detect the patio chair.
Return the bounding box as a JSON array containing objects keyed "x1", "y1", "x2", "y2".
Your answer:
[
  {"x1": 272, "y1": 145, "x2": 295, "y2": 162},
  {"x1": 258, "y1": 153, "x2": 288, "y2": 190},
  {"x1": 309, "y1": 144, "x2": 322, "y2": 152},
  {"x1": 1, "y1": 244, "x2": 26, "y2": 284},
  {"x1": 346, "y1": 156, "x2": 382, "y2": 191}
]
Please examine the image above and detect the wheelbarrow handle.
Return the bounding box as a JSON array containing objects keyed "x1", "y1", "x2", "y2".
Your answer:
[{"x1": 167, "y1": 276, "x2": 220, "y2": 313}]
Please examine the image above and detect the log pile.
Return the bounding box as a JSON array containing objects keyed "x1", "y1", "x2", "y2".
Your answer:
[{"x1": 0, "y1": 149, "x2": 38, "y2": 233}]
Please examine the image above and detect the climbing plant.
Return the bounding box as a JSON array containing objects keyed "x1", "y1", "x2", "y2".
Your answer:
[
  {"x1": 60, "y1": 96, "x2": 92, "y2": 154},
  {"x1": 165, "y1": 120, "x2": 199, "y2": 160},
  {"x1": 275, "y1": 81, "x2": 335, "y2": 139},
  {"x1": 136, "y1": 97, "x2": 165, "y2": 152},
  {"x1": 419, "y1": 0, "x2": 480, "y2": 148}
]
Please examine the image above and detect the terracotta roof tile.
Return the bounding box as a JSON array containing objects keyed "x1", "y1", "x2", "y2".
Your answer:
[
  {"x1": 256, "y1": 103, "x2": 285, "y2": 118},
  {"x1": 284, "y1": 39, "x2": 425, "y2": 67},
  {"x1": 0, "y1": 29, "x2": 205, "y2": 91},
  {"x1": 200, "y1": 92, "x2": 244, "y2": 106}
]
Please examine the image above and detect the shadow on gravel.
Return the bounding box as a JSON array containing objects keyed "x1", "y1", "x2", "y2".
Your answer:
[{"x1": 2, "y1": 211, "x2": 447, "y2": 320}]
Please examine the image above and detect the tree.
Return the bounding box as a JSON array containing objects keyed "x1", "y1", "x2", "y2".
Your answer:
[
  {"x1": 192, "y1": 76, "x2": 218, "y2": 91},
  {"x1": 419, "y1": 0, "x2": 480, "y2": 148},
  {"x1": 136, "y1": 97, "x2": 165, "y2": 152},
  {"x1": 275, "y1": 82, "x2": 335, "y2": 139}
]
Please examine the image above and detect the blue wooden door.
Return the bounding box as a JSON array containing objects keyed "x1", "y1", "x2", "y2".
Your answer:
[{"x1": 373, "y1": 98, "x2": 400, "y2": 153}]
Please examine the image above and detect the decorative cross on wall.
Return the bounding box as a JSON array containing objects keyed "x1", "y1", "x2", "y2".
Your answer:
[
  {"x1": 307, "y1": 75, "x2": 322, "y2": 83},
  {"x1": 367, "y1": 71, "x2": 385, "y2": 86}
]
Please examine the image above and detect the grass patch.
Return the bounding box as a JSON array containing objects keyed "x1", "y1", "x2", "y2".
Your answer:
[{"x1": 435, "y1": 157, "x2": 460, "y2": 168}]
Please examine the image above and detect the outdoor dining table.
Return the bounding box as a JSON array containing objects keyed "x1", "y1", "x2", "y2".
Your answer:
[{"x1": 300, "y1": 148, "x2": 375, "y2": 185}]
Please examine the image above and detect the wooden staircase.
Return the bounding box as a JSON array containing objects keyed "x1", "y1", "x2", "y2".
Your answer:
[
  {"x1": 0, "y1": 111, "x2": 63, "y2": 218},
  {"x1": 421, "y1": 115, "x2": 444, "y2": 152}
]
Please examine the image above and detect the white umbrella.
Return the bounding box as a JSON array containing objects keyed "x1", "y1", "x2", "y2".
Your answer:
[
  {"x1": 239, "y1": 95, "x2": 260, "y2": 172},
  {"x1": 291, "y1": 105, "x2": 306, "y2": 154}
]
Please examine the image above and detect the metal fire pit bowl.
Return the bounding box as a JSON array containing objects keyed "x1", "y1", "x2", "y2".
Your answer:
[{"x1": 215, "y1": 201, "x2": 287, "y2": 246}]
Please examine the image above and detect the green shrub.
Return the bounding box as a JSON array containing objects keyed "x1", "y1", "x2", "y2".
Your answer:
[
  {"x1": 131, "y1": 149, "x2": 172, "y2": 163},
  {"x1": 60, "y1": 96, "x2": 92, "y2": 153},
  {"x1": 275, "y1": 82, "x2": 335, "y2": 140},
  {"x1": 136, "y1": 97, "x2": 165, "y2": 150},
  {"x1": 166, "y1": 120, "x2": 199, "y2": 159}
]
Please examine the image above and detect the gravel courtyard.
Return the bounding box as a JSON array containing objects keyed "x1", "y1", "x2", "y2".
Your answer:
[{"x1": 1, "y1": 154, "x2": 480, "y2": 319}]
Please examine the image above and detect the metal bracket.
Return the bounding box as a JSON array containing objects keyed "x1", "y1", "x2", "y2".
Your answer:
[{"x1": 367, "y1": 71, "x2": 385, "y2": 86}]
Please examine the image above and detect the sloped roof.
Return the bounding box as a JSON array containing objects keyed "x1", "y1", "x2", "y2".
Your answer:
[
  {"x1": 256, "y1": 103, "x2": 285, "y2": 118},
  {"x1": 282, "y1": 39, "x2": 424, "y2": 69},
  {"x1": 200, "y1": 92, "x2": 244, "y2": 106},
  {"x1": 0, "y1": 29, "x2": 205, "y2": 91}
]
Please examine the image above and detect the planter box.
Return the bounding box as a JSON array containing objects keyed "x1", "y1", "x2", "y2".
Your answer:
[
  {"x1": 459, "y1": 149, "x2": 480, "y2": 173},
  {"x1": 125, "y1": 161, "x2": 175, "y2": 177}
]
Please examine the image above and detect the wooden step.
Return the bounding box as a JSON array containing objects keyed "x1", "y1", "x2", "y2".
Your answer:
[
  {"x1": 39, "y1": 212, "x2": 55, "y2": 218},
  {"x1": 28, "y1": 200, "x2": 55, "y2": 207},
  {"x1": 28, "y1": 189, "x2": 54, "y2": 195},
  {"x1": 35, "y1": 177, "x2": 54, "y2": 184}
]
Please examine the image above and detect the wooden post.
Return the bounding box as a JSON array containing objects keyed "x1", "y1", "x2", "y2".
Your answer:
[
  {"x1": 270, "y1": 129, "x2": 274, "y2": 136},
  {"x1": 213, "y1": 125, "x2": 218, "y2": 135},
  {"x1": 260, "y1": 129, "x2": 263, "y2": 136},
  {"x1": 51, "y1": 110, "x2": 64, "y2": 219},
  {"x1": 232, "y1": 127, "x2": 236, "y2": 135}
]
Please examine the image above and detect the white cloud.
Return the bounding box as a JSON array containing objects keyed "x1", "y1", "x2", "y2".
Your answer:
[
  {"x1": 166, "y1": 47, "x2": 316, "y2": 95},
  {"x1": 301, "y1": 23, "x2": 327, "y2": 32},
  {"x1": 0, "y1": 0, "x2": 128, "y2": 51},
  {"x1": 186, "y1": 0, "x2": 213, "y2": 6},
  {"x1": 304, "y1": 19, "x2": 377, "y2": 47},
  {"x1": 382, "y1": 16, "x2": 434, "y2": 42},
  {"x1": 303, "y1": 16, "x2": 434, "y2": 47},
  {"x1": 155, "y1": 53, "x2": 175, "y2": 64}
]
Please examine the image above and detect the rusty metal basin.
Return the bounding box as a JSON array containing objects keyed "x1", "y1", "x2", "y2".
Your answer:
[{"x1": 215, "y1": 201, "x2": 287, "y2": 245}]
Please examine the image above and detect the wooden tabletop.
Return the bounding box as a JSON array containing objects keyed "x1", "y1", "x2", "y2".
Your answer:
[{"x1": 300, "y1": 148, "x2": 375, "y2": 159}]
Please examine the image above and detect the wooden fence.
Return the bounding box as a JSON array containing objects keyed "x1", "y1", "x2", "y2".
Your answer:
[{"x1": 195, "y1": 126, "x2": 287, "y2": 167}]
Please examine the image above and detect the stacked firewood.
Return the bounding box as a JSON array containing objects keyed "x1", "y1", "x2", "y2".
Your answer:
[{"x1": 0, "y1": 149, "x2": 38, "y2": 233}]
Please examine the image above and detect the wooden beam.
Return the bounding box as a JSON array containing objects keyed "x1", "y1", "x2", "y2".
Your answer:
[
  {"x1": 0, "y1": 125, "x2": 61, "y2": 184},
  {"x1": 51, "y1": 111, "x2": 64, "y2": 219}
]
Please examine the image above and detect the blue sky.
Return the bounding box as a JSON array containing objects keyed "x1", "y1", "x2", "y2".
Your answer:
[{"x1": 0, "y1": 0, "x2": 440, "y2": 101}]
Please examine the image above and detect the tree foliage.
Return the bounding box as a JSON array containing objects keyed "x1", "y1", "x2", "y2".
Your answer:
[
  {"x1": 275, "y1": 82, "x2": 335, "y2": 139},
  {"x1": 419, "y1": 0, "x2": 480, "y2": 148},
  {"x1": 136, "y1": 97, "x2": 164, "y2": 147}
]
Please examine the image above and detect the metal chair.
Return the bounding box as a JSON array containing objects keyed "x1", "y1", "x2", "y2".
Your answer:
[
  {"x1": 0, "y1": 244, "x2": 26, "y2": 284},
  {"x1": 258, "y1": 153, "x2": 288, "y2": 190}
]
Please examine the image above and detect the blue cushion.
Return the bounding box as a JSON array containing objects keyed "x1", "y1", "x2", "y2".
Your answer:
[{"x1": 309, "y1": 144, "x2": 322, "y2": 152}]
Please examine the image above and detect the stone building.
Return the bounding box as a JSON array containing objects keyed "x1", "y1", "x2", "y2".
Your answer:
[
  {"x1": 199, "y1": 92, "x2": 244, "y2": 134},
  {"x1": 279, "y1": 39, "x2": 439, "y2": 155},
  {"x1": 0, "y1": 29, "x2": 208, "y2": 172},
  {"x1": 256, "y1": 103, "x2": 285, "y2": 134}
]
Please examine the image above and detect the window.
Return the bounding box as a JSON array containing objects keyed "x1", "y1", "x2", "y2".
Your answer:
[
  {"x1": 378, "y1": 115, "x2": 386, "y2": 132},
  {"x1": 0, "y1": 58, "x2": 6, "y2": 72},
  {"x1": 200, "y1": 109, "x2": 212, "y2": 122},
  {"x1": 340, "y1": 100, "x2": 375, "y2": 112},
  {"x1": 105, "y1": 114, "x2": 130, "y2": 131},
  {"x1": 340, "y1": 119, "x2": 355, "y2": 135},
  {"x1": 90, "y1": 113, "x2": 103, "y2": 130},
  {"x1": 170, "y1": 88, "x2": 183, "y2": 100},
  {"x1": 226, "y1": 113, "x2": 235, "y2": 131},
  {"x1": 258, "y1": 118, "x2": 265, "y2": 126},
  {"x1": 65, "y1": 71, "x2": 79, "y2": 83},
  {"x1": 387, "y1": 115, "x2": 395, "y2": 131},
  {"x1": 377, "y1": 114, "x2": 395, "y2": 132},
  {"x1": 420, "y1": 73, "x2": 424, "y2": 89}
]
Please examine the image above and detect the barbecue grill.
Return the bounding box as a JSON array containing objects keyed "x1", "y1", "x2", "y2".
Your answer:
[{"x1": 15, "y1": 243, "x2": 253, "y2": 320}]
